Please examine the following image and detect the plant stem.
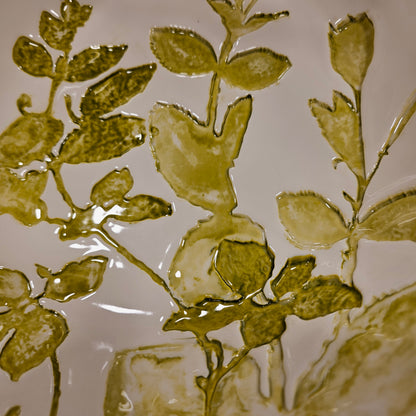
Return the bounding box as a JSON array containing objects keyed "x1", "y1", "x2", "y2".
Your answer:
[
  {"x1": 268, "y1": 339, "x2": 287, "y2": 412},
  {"x1": 50, "y1": 163, "x2": 77, "y2": 212},
  {"x1": 49, "y1": 352, "x2": 61, "y2": 416},
  {"x1": 95, "y1": 228, "x2": 183, "y2": 309}
]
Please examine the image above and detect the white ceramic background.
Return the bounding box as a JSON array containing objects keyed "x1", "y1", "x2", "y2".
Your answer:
[{"x1": 0, "y1": 1, "x2": 416, "y2": 415}]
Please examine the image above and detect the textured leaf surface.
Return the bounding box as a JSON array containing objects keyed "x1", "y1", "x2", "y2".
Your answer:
[
  {"x1": 80, "y1": 64, "x2": 156, "y2": 115},
  {"x1": 223, "y1": 48, "x2": 291, "y2": 91},
  {"x1": 0, "y1": 306, "x2": 68, "y2": 381},
  {"x1": 168, "y1": 214, "x2": 266, "y2": 306},
  {"x1": 277, "y1": 192, "x2": 349, "y2": 249},
  {"x1": 244, "y1": 12, "x2": 289, "y2": 34},
  {"x1": 0, "y1": 114, "x2": 64, "y2": 168},
  {"x1": 39, "y1": 11, "x2": 74, "y2": 51},
  {"x1": 90, "y1": 168, "x2": 134, "y2": 209},
  {"x1": 357, "y1": 191, "x2": 416, "y2": 242},
  {"x1": 0, "y1": 269, "x2": 31, "y2": 307},
  {"x1": 66, "y1": 45, "x2": 127, "y2": 82},
  {"x1": 37, "y1": 256, "x2": 108, "y2": 302},
  {"x1": 60, "y1": 0, "x2": 92, "y2": 26},
  {"x1": 0, "y1": 169, "x2": 48, "y2": 226},
  {"x1": 271, "y1": 256, "x2": 316, "y2": 299},
  {"x1": 310, "y1": 91, "x2": 364, "y2": 178},
  {"x1": 59, "y1": 115, "x2": 145, "y2": 164},
  {"x1": 329, "y1": 13, "x2": 374, "y2": 90},
  {"x1": 150, "y1": 96, "x2": 252, "y2": 212},
  {"x1": 214, "y1": 240, "x2": 274, "y2": 297},
  {"x1": 13, "y1": 36, "x2": 53, "y2": 77},
  {"x1": 150, "y1": 27, "x2": 217, "y2": 75}
]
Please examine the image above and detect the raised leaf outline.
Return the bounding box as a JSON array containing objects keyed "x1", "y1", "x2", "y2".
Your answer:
[
  {"x1": 13, "y1": 36, "x2": 53, "y2": 77},
  {"x1": 0, "y1": 169, "x2": 48, "y2": 226},
  {"x1": 80, "y1": 64, "x2": 156, "y2": 116},
  {"x1": 150, "y1": 27, "x2": 217, "y2": 76},
  {"x1": 214, "y1": 240, "x2": 274, "y2": 297},
  {"x1": 309, "y1": 91, "x2": 364, "y2": 178},
  {"x1": 36, "y1": 256, "x2": 108, "y2": 302},
  {"x1": 223, "y1": 48, "x2": 291, "y2": 91},
  {"x1": 0, "y1": 113, "x2": 64, "y2": 169},
  {"x1": 4, "y1": 406, "x2": 21, "y2": 416},
  {"x1": 39, "y1": 11, "x2": 74, "y2": 52},
  {"x1": 60, "y1": 0, "x2": 92, "y2": 27},
  {"x1": 0, "y1": 268, "x2": 31, "y2": 307},
  {"x1": 150, "y1": 95, "x2": 252, "y2": 213},
  {"x1": 356, "y1": 191, "x2": 416, "y2": 242},
  {"x1": 277, "y1": 192, "x2": 349, "y2": 249}
]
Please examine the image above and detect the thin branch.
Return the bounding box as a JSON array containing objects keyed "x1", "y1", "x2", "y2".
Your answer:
[{"x1": 49, "y1": 352, "x2": 61, "y2": 416}]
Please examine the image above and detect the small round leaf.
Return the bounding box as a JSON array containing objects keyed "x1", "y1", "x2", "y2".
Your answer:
[{"x1": 0, "y1": 269, "x2": 31, "y2": 307}]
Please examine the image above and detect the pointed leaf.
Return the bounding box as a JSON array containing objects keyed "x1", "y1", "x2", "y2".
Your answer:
[
  {"x1": 329, "y1": 13, "x2": 374, "y2": 90},
  {"x1": 59, "y1": 115, "x2": 145, "y2": 164},
  {"x1": 271, "y1": 256, "x2": 315, "y2": 299},
  {"x1": 0, "y1": 269, "x2": 31, "y2": 307},
  {"x1": 80, "y1": 64, "x2": 156, "y2": 116},
  {"x1": 292, "y1": 276, "x2": 362, "y2": 320},
  {"x1": 4, "y1": 406, "x2": 21, "y2": 416},
  {"x1": 0, "y1": 306, "x2": 68, "y2": 381},
  {"x1": 0, "y1": 114, "x2": 64, "y2": 168},
  {"x1": 208, "y1": 1, "x2": 244, "y2": 34},
  {"x1": 150, "y1": 95, "x2": 252, "y2": 212},
  {"x1": 277, "y1": 192, "x2": 349, "y2": 249},
  {"x1": 37, "y1": 256, "x2": 108, "y2": 302},
  {"x1": 214, "y1": 240, "x2": 274, "y2": 297},
  {"x1": 150, "y1": 27, "x2": 217, "y2": 75},
  {"x1": 223, "y1": 48, "x2": 291, "y2": 91},
  {"x1": 0, "y1": 169, "x2": 48, "y2": 226},
  {"x1": 244, "y1": 12, "x2": 289, "y2": 34},
  {"x1": 61, "y1": 0, "x2": 92, "y2": 27},
  {"x1": 241, "y1": 303, "x2": 287, "y2": 348},
  {"x1": 310, "y1": 91, "x2": 364, "y2": 178},
  {"x1": 66, "y1": 45, "x2": 128, "y2": 82},
  {"x1": 357, "y1": 191, "x2": 416, "y2": 242},
  {"x1": 39, "y1": 11, "x2": 74, "y2": 51},
  {"x1": 90, "y1": 168, "x2": 134, "y2": 209},
  {"x1": 12, "y1": 36, "x2": 53, "y2": 77}
]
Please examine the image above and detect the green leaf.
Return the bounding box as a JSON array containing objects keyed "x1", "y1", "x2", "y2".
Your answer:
[
  {"x1": 0, "y1": 305, "x2": 68, "y2": 381},
  {"x1": 0, "y1": 169, "x2": 48, "y2": 226},
  {"x1": 168, "y1": 214, "x2": 266, "y2": 306},
  {"x1": 244, "y1": 12, "x2": 289, "y2": 34},
  {"x1": 292, "y1": 276, "x2": 362, "y2": 320},
  {"x1": 0, "y1": 113, "x2": 64, "y2": 168},
  {"x1": 80, "y1": 64, "x2": 156, "y2": 115},
  {"x1": 61, "y1": 0, "x2": 92, "y2": 27},
  {"x1": 271, "y1": 256, "x2": 316, "y2": 299},
  {"x1": 329, "y1": 13, "x2": 374, "y2": 90},
  {"x1": 214, "y1": 240, "x2": 274, "y2": 297},
  {"x1": 4, "y1": 406, "x2": 21, "y2": 416},
  {"x1": 163, "y1": 298, "x2": 248, "y2": 336},
  {"x1": 39, "y1": 11, "x2": 74, "y2": 52},
  {"x1": 277, "y1": 192, "x2": 349, "y2": 249},
  {"x1": 37, "y1": 256, "x2": 108, "y2": 302},
  {"x1": 208, "y1": 1, "x2": 244, "y2": 34},
  {"x1": 0, "y1": 269, "x2": 31, "y2": 307},
  {"x1": 59, "y1": 114, "x2": 145, "y2": 164},
  {"x1": 90, "y1": 168, "x2": 134, "y2": 209},
  {"x1": 223, "y1": 48, "x2": 291, "y2": 91},
  {"x1": 66, "y1": 45, "x2": 128, "y2": 82},
  {"x1": 12, "y1": 36, "x2": 53, "y2": 77},
  {"x1": 150, "y1": 27, "x2": 217, "y2": 76},
  {"x1": 309, "y1": 91, "x2": 364, "y2": 178},
  {"x1": 150, "y1": 95, "x2": 252, "y2": 212},
  {"x1": 357, "y1": 191, "x2": 416, "y2": 242},
  {"x1": 241, "y1": 303, "x2": 287, "y2": 348}
]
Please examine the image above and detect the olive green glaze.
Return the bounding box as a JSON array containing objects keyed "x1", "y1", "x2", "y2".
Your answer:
[{"x1": 3, "y1": 406, "x2": 21, "y2": 416}]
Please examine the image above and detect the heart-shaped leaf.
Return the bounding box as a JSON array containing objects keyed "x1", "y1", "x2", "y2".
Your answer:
[
  {"x1": 310, "y1": 91, "x2": 364, "y2": 178},
  {"x1": 36, "y1": 256, "x2": 108, "y2": 302},
  {"x1": 0, "y1": 113, "x2": 64, "y2": 169},
  {"x1": 150, "y1": 95, "x2": 252, "y2": 212},
  {"x1": 0, "y1": 269, "x2": 31, "y2": 307},
  {"x1": 0, "y1": 305, "x2": 68, "y2": 381},
  {"x1": 39, "y1": 11, "x2": 74, "y2": 52},
  {"x1": 80, "y1": 64, "x2": 156, "y2": 116},
  {"x1": 277, "y1": 192, "x2": 349, "y2": 249},
  {"x1": 357, "y1": 191, "x2": 416, "y2": 242},
  {"x1": 214, "y1": 240, "x2": 274, "y2": 298},
  {"x1": 223, "y1": 48, "x2": 291, "y2": 91},
  {"x1": 150, "y1": 27, "x2": 217, "y2": 76},
  {"x1": 59, "y1": 115, "x2": 145, "y2": 164},
  {"x1": 60, "y1": 0, "x2": 92, "y2": 27},
  {"x1": 66, "y1": 45, "x2": 128, "y2": 82},
  {"x1": 0, "y1": 169, "x2": 48, "y2": 226},
  {"x1": 13, "y1": 37, "x2": 53, "y2": 78}
]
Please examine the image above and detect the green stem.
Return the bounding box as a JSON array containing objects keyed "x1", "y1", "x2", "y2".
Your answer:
[
  {"x1": 95, "y1": 228, "x2": 183, "y2": 309},
  {"x1": 49, "y1": 352, "x2": 61, "y2": 416},
  {"x1": 268, "y1": 339, "x2": 287, "y2": 412},
  {"x1": 50, "y1": 163, "x2": 77, "y2": 211},
  {"x1": 46, "y1": 78, "x2": 62, "y2": 115}
]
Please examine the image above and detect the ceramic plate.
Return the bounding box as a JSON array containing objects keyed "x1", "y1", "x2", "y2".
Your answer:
[{"x1": 1, "y1": 1, "x2": 416, "y2": 415}]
